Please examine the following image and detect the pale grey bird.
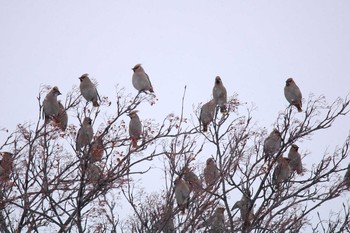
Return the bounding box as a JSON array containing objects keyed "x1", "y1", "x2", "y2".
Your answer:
[
  {"x1": 200, "y1": 99, "x2": 216, "y2": 132},
  {"x1": 263, "y1": 129, "x2": 282, "y2": 162},
  {"x1": 53, "y1": 101, "x2": 68, "y2": 131},
  {"x1": 128, "y1": 110, "x2": 142, "y2": 148},
  {"x1": 284, "y1": 78, "x2": 302, "y2": 112},
  {"x1": 204, "y1": 158, "x2": 220, "y2": 190},
  {"x1": 288, "y1": 144, "x2": 303, "y2": 175},
  {"x1": 212, "y1": 76, "x2": 227, "y2": 114},
  {"x1": 231, "y1": 189, "x2": 254, "y2": 226},
  {"x1": 42, "y1": 86, "x2": 61, "y2": 123},
  {"x1": 272, "y1": 156, "x2": 291, "y2": 189},
  {"x1": 79, "y1": 73, "x2": 100, "y2": 107},
  {"x1": 132, "y1": 64, "x2": 154, "y2": 93},
  {"x1": 344, "y1": 163, "x2": 350, "y2": 189},
  {"x1": 174, "y1": 176, "x2": 190, "y2": 214},
  {"x1": 76, "y1": 117, "x2": 94, "y2": 151},
  {"x1": 183, "y1": 167, "x2": 202, "y2": 193},
  {"x1": 210, "y1": 207, "x2": 226, "y2": 233}
]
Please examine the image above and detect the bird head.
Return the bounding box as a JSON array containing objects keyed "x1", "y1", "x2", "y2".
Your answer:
[
  {"x1": 128, "y1": 110, "x2": 139, "y2": 118},
  {"x1": 52, "y1": 86, "x2": 61, "y2": 96},
  {"x1": 79, "y1": 73, "x2": 89, "y2": 81},
  {"x1": 132, "y1": 64, "x2": 142, "y2": 72},
  {"x1": 206, "y1": 157, "x2": 215, "y2": 165},
  {"x1": 285, "y1": 78, "x2": 294, "y2": 86},
  {"x1": 291, "y1": 144, "x2": 299, "y2": 151},
  {"x1": 215, "y1": 76, "x2": 222, "y2": 84}
]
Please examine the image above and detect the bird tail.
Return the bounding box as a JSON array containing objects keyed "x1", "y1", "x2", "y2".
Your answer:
[
  {"x1": 202, "y1": 124, "x2": 208, "y2": 132},
  {"x1": 297, "y1": 105, "x2": 302, "y2": 112},
  {"x1": 220, "y1": 105, "x2": 227, "y2": 114},
  {"x1": 131, "y1": 137, "x2": 138, "y2": 148},
  {"x1": 93, "y1": 101, "x2": 100, "y2": 107}
]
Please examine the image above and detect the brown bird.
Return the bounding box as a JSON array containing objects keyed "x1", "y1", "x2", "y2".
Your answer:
[
  {"x1": 231, "y1": 189, "x2": 254, "y2": 226},
  {"x1": 128, "y1": 110, "x2": 142, "y2": 148},
  {"x1": 132, "y1": 64, "x2": 154, "y2": 93},
  {"x1": 210, "y1": 207, "x2": 226, "y2": 233},
  {"x1": 204, "y1": 158, "x2": 220, "y2": 190},
  {"x1": 174, "y1": 176, "x2": 190, "y2": 214},
  {"x1": 52, "y1": 101, "x2": 68, "y2": 131},
  {"x1": 0, "y1": 152, "x2": 13, "y2": 182},
  {"x1": 86, "y1": 163, "x2": 101, "y2": 184},
  {"x1": 212, "y1": 76, "x2": 227, "y2": 114},
  {"x1": 272, "y1": 156, "x2": 291, "y2": 188},
  {"x1": 200, "y1": 99, "x2": 216, "y2": 132},
  {"x1": 284, "y1": 78, "x2": 302, "y2": 112},
  {"x1": 288, "y1": 144, "x2": 303, "y2": 175},
  {"x1": 263, "y1": 129, "x2": 282, "y2": 162},
  {"x1": 343, "y1": 163, "x2": 350, "y2": 189},
  {"x1": 183, "y1": 167, "x2": 202, "y2": 193},
  {"x1": 88, "y1": 136, "x2": 104, "y2": 162},
  {"x1": 42, "y1": 86, "x2": 61, "y2": 123},
  {"x1": 76, "y1": 117, "x2": 94, "y2": 151},
  {"x1": 79, "y1": 73, "x2": 100, "y2": 107}
]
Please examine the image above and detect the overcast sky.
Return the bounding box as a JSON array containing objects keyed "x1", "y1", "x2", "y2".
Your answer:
[{"x1": 1, "y1": 0, "x2": 349, "y2": 229}]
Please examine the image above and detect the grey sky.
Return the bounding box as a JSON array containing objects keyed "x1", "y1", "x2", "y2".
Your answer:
[{"x1": 1, "y1": 0, "x2": 349, "y2": 229}]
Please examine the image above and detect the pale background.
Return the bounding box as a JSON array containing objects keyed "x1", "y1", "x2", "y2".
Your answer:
[{"x1": 0, "y1": 0, "x2": 349, "y2": 230}]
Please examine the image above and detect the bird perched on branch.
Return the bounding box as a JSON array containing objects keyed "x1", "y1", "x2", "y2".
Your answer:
[
  {"x1": 128, "y1": 110, "x2": 142, "y2": 148},
  {"x1": 204, "y1": 158, "x2": 220, "y2": 191},
  {"x1": 344, "y1": 163, "x2": 350, "y2": 189},
  {"x1": 42, "y1": 86, "x2": 61, "y2": 123},
  {"x1": 183, "y1": 167, "x2": 202, "y2": 193},
  {"x1": 76, "y1": 117, "x2": 94, "y2": 151},
  {"x1": 200, "y1": 99, "x2": 216, "y2": 132},
  {"x1": 132, "y1": 64, "x2": 154, "y2": 93},
  {"x1": 88, "y1": 136, "x2": 104, "y2": 162},
  {"x1": 210, "y1": 207, "x2": 226, "y2": 232},
  {"x1": 174, "y1": 176, "x2": 190, "y2": 214},
  {"x1": 263, "y1": 129, "x2": 282, "y2": 162},
  {"x1": 232, "y1": 188, "x2": 254, "y2": 227},
  {"x1": 0, "y1": 152, "x2": 13, "y2": 182},
  {"x1": 284, "y1": 78, "x2": 302, "y2": 112},
  {"x1": 52, "y1": 101, "x2": 68, "y2": 131},
  {"x1": 212, "y1": 76, "x2": 227, "y2": 114},
  {"x1": 288, "y1": 144, "x2": 303, "y2": 175},
  {"x1": 79, "y1": 73, "x2": 100, "y2": 107},
  {"x1": 272, "y1": 156, "x2": 291, "y2": 189}
]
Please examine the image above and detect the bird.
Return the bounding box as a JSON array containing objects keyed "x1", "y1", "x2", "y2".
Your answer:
[
  {"x1": 128, "y1": 110, "x2": 142, "y2": 148},
  {"x1": 284, "y1": 78, "x2": 302, "y2": 112},
  {"x1": 132, "y1": 64, "x2": 154, "y2": 93},
  {"x1": 76, "y1": 117, "x2": 94, "y2": 151},
  {"x1": 231, "y1": 189, "x2": 254, "y2": 226},
  {"x1": 79, "y1": 73, "x2": 100, "y2": 107},
  {"x1": 86, "y1": 163, "x2": 101, "y2": 184},
  {"x1": 88, "y1": 136, "x2": 104, "y2": 162},
  {"x1": 0, "y1": 152, "x2": 13, "y2": 181},
  {"x1": 204, "y1": 158, "x2": 220, "y2": 191},
  {"x1": 212, "y1": 76, "x2": 227, "y2": 114},
  {"x1": 288, "y1": 144, "x2": 303, "y2": 175},
  {"x1": 174, "y1": 176, "x2": 190, "y2": 214},
  {"x1": 263, "y1": 129, "x2": 282, "y2": 162},
  {"x1": 52, "y1": 101, "x2": 68, "y2": 131},
  {"x1": 200, "y1": 99, "x2": 216, "y2": 132},
  {"x1": 183, "y1": 167, "x2": 202, "y2": 193},
  {"x1": 210, "y1": 207, "x2": 226, "y2": 233},
  {"x1": 343, "y1": 163, "x2": 350, "y2": 189},
  {"x1": 42, "y1": 86, "x2": 61, "y2": 123},
  {"x1": 272, "y1": 156, "x2": 291, "y2": 188}
]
